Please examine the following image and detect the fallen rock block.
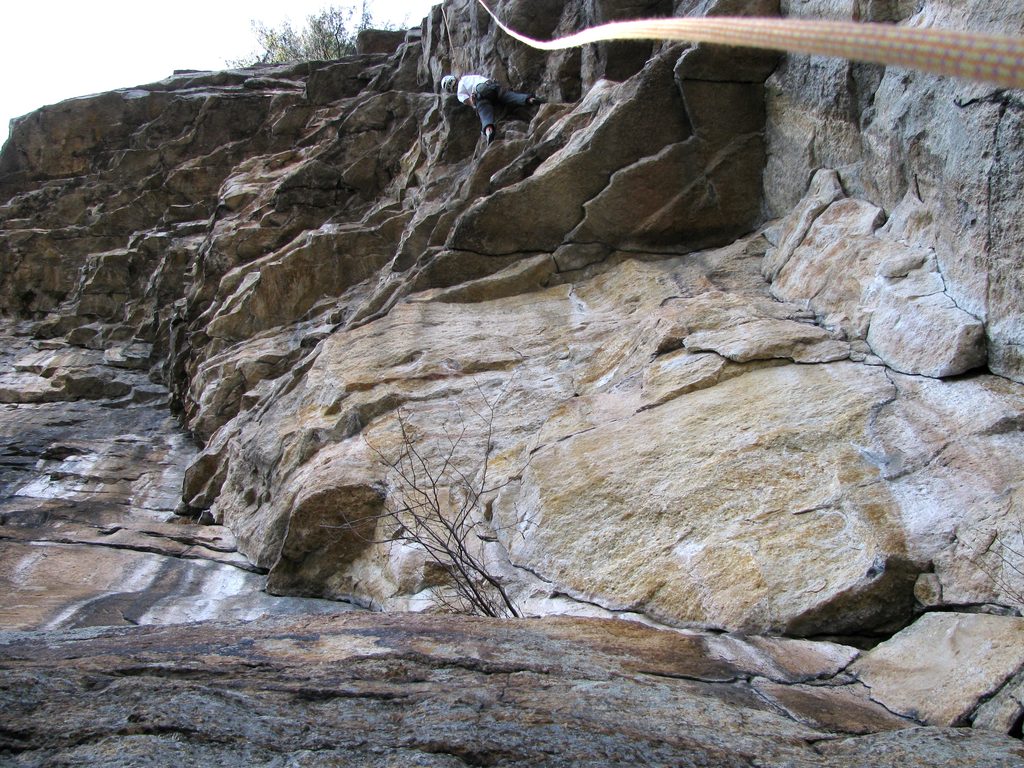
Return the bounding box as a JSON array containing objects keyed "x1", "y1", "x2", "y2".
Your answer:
[{"x1": 851, "y1": 612, "x2": 1024, "y2": 730}]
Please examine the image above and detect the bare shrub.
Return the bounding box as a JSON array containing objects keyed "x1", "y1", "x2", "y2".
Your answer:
[
  {"x1": 362, "y1": 381, "x2": 523, "y2": 618},
  {"x1": 972, "y1": 519, "x2": 1024, "y2": 613}
]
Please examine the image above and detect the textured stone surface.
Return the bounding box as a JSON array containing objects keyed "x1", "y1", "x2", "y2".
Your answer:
[
  {"x1": 765, "y1": 2, "x2": 1024, "y2": 382},
  {"x1": 0, "y1": 324, "x2": 356, "y2": 630},
  {"x1": 866, "y1": 283, "x2": 987, "y2": 378},
  {"x1": 1, "y1": 3, "x2": 1022, "y2": 634},
  {"x1": 855, "y1": 370, "x2": 1024, "y2": 610},
  {"x1": 768, "y1": 180, "x2": 988, "y2": 377},
  {"x1": 1, "y1": 0, "x2": 1023, "y2": 756},
  {"x1": 852, "y1": 612, "x2": 1024, "y2": 727},
  {"x1": 168, "y1": 226, "x2": 1024, "y2": 640},
  {"x1": 499, "y1": 362, "x2": 916, "y2": 635},
  {"x1": 2, "y1": 613, "x2": 1023, "y2": 767},
  {"x1": 445, "y1": 43, "x2": 765, "y2": 256}
]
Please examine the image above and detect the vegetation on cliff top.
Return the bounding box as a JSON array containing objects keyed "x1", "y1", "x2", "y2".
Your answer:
[{"x1": 228, "y1": 2, "x2": 382, "y2": 66}]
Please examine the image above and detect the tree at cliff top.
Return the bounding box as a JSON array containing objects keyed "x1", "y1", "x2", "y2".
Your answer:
[{"x1": 228, "y1": 2, "x2": 377, "y2": 66}]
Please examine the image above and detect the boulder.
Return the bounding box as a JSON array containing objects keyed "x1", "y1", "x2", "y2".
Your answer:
[
  {"x1": 852, "y1": 612, "x2": 1024, "y2": 727},
  {"x1": 866, "y1": 279, "x2": 987, "y2": 377}
]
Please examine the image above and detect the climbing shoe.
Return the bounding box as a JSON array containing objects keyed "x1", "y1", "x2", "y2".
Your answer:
[
  {"x1": 484, "y1": 125, "x2": 495, "y2": 144},
  {"x1": 527, "y1": 95, "x2": 546, "y2": 106}
]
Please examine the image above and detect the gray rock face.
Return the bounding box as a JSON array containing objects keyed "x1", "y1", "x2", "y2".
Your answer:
[
  {"x1": 0, "y1": 323, "x2": 357, "y2": 630},
  {"x1": 1, "y1": 0, "x2": 1024, "y2": 759},
  {"x1": 765, "y1": 2, "x2": 1024, "y2": 382},
  {"x1": 2, "y1": 612, "x2": 1024, "y2": 767}
]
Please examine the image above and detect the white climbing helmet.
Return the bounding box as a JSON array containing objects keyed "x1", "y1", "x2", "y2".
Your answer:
[{"x1": 441, "y1": 75, "x2": 457, "y2": 93}]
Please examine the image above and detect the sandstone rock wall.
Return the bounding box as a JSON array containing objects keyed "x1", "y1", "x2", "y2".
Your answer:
[
  {"x1": 764, "y1": 1, "x2": 1024, "y2": 382},
  {"x1": 0, "y1": 322, "x2": 357, "y2": 630},
  {"x1": 1, "y1": 0, "x2": 1024, "y2": 751}
]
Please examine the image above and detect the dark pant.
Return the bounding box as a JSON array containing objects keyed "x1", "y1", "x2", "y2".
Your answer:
[{"x1": 474, "y1": 82, "x2": 530, "y2": 131}]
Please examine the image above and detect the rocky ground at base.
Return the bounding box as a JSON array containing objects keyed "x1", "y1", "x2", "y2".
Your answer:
[{"x1": 2, "y1": 612, "x2": 1023, "y2": 767}]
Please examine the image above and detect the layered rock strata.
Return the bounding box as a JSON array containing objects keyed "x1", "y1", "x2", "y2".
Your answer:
[
  {"x1": 0, "y1": 323, "x2": 356, "y2": 629},
  {"x1": 1, "y1": 0, "x2": 1023, "y2": 757},
  {"x1": 2, "y1": 612, "x2": 1024, "y2": 767}
]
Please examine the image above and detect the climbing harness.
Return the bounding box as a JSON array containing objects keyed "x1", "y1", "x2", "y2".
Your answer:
[
  {"x1": 473, "y1": 79, "x2": 502, "y2": 102},
  {"x1": 474, "y1": 0, "x2": 1024, "y2": 91}
]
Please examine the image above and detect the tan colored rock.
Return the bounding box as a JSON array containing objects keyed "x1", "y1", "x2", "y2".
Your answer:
[
  {"x1": 852, "y1": 612, "x2": 1024, "y2": 727},
  {"x1": 0, "y1": 371, "x2": 60, "y2": 403},
  {"x1": 914, "y1": 573, "x2": 943, "y2": 607},
  {"x1": 0, "y1": 324, "x2": 356, "y2": 631},
  {"x1": 184, "y1": 320, "x2": 329, "y2": 441},
  {"x1": 421, "y1": 253, "x2": 555, "y2": 304},
  {"x1": 1, "y1": 343, "x2": 139, "y2": 402},
  {"x1": 640, "y1": 350, "x2": 729, "y2": 410},
  {"x1": 1, "y1": 0, "x2": 1024, "y2": 704},
  {"x1": 763, "y1": 168, "x2": 844, "y2": 281},
  {"x1": 445, "y1": 43, "x2": 766, "y2": 257},
  {"x1": 769, "y1": 195, "x2": 888, "y2": 337},
  {"x1": 0, "y1": 8, "x2": 1022, "y2": 767},
  {"x1": 0, "y1": 539, "x2": 353, "y2": 630},
  {"x1": 671, "y1": 291, "x2": 850, "y2": 363},
  {"x1": 499, "y1": 362, "x2": 915, "y2": 635},
  {"x1": 867, "y1": 274, "x2": 987, "y2": 377},
  {"x1": 769, "y1": 178, "x2": 989, "y2": 377},
  {"x1": 180, "y1": 224, "x2": 1024, "y2": 631},
  {"x1": 704, "y1": 633, "x2": 859, "y2": 683}
]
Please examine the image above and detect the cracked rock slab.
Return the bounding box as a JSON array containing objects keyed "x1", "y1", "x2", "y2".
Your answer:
[
  {"x1": 851, "y1": 612, "x2": 1024, "y2": 728},
  {"x1": 3, "y1": 612, "x2": 1023, "y2": 767},
  {"x1": 498, "y1": 361, "x2": 916, "y2": 636},
  {"x1": 866, "y1": 284, "x2": 987, "y2": 377}
]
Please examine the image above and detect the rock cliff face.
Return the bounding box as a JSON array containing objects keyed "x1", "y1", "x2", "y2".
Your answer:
[{"x1": 2, "y1": 0, "x2": 1024, "y2": 760}]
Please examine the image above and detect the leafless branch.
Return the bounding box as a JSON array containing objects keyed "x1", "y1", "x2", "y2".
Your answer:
[
  {"x1": 352, "y1": 377, "x2": 524, "y2": 618},
  {"x1": 971, "y1": 520, "x2": 1024, "y2": 614}
]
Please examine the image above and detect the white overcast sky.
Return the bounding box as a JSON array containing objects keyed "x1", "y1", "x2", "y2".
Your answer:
[{"x1": 1, "y1": 0, "x2": 438, "y2": 148}]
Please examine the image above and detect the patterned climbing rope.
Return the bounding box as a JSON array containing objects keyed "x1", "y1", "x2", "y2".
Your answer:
[{"x1": 476, "y1": 1, "x2": 1024, "y2": 91}]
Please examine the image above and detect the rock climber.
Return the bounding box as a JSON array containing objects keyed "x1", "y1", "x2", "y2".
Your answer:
[{"x1": 440, "y1": 74, "x2": 544, "y2": 144}]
